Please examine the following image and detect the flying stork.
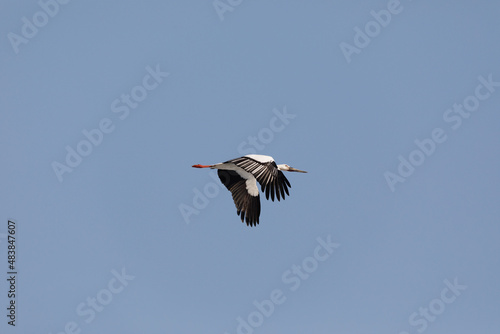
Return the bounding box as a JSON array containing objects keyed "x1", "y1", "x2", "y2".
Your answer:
[{"x1": 192, "y1": 154, "x2": 307, "y2": 226}]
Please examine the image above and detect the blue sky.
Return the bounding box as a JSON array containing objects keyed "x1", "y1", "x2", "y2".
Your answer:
[{"x1": 1, "y1": 1, "x2": 499, "y2": 333}]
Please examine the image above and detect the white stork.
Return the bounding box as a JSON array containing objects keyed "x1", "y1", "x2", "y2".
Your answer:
[{"x1": 192, "y1": 154, "x2": 307, "y2": 226}]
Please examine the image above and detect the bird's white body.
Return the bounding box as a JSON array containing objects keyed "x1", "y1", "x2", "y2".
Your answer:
[
  {"x1": 192, "y1": 154, "x2": 306, "y2": 226},
  {"x1": 243, "y1": 154, "x2": 274, "y2": 164}
]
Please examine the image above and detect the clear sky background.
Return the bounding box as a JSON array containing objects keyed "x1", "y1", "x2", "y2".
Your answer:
[{"x1": 1, "y1": 1, "x2": 499, "y2": 333}]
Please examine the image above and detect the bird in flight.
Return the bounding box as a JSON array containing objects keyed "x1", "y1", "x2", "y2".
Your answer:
[{"x1": 192, "y1": 154, "x2": 307, "y2": 226}]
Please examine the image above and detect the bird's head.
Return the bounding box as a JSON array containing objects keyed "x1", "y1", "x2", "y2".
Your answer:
[{"x1": 277, "y1": 164, "x2": 307, "y2": 173}]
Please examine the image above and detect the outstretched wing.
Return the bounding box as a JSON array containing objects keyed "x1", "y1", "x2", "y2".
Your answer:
[
  {"x1": 218, "y1": 169, "x2": 261, "y2": 226},
  {"x1": 224, "y1": 156, "x2": 291, "y2": 201}
]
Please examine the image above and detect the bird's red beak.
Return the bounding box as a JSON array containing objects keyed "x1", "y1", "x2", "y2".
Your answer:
[{"x1": 192, "y1": 164, "x2": 212, "y2": 168}]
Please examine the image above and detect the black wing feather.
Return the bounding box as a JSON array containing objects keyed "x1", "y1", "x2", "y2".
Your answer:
[
  {"x1": 218, "y1": 170, "x2": 261, "y2": 226},
  {"x1": 225, "y1": 157, "x2": 292, "y2": 202}
]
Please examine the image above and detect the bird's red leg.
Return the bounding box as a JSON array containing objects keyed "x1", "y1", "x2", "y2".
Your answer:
[{"x1": 192, "y1": 164, "x2": 213, "y2": 168}]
